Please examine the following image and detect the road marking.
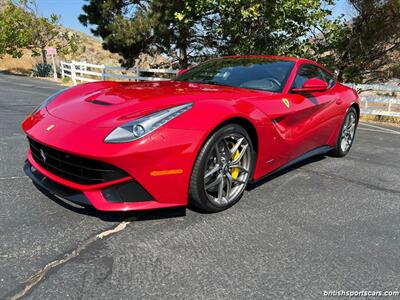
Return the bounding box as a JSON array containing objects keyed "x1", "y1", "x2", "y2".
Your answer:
[
  {"x1": 359, "y1": 122, "x2": 400, "y2": 134},
  {"x1": 358, "y1": 128, "x2": 400, "y2": 135}
]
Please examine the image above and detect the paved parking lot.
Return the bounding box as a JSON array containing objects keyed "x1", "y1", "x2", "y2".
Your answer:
[{"x1": 0, "y1": 72, "x2": 400, "y2": 299}]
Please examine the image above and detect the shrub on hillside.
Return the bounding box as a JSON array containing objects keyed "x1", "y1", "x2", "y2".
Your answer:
[{"x1": 32, "y1": 63, "x2": 53, "y2": 77}]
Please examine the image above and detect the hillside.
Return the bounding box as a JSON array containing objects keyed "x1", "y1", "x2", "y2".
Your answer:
[
  {"x1": 0, "y1": 26, "x2": 122, "y2": 74},
  {"x1": 0, "y1": 25, "x2": 171, "y2": 75}
]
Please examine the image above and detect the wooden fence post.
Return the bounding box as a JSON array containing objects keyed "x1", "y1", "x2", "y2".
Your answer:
[
  {"x1": 101, "y1": 64, "x2": 106, "y2": 81},
  {"x1": 135, "y1": 66, "x2": 139, "y2": 82},
  {"x1": 71, "y1": 61, "x2": 77, "y2": 85},
  {"x1": 60, "y1": 61, "x2": 64, "y2": 79}
]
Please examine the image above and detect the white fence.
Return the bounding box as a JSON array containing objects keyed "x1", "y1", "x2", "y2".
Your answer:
[
  {"x1": 349, "y1": 84, "x2": 400, "y2": 118},
  {"x1": 60, "y1": 61, "x2": 178, "y2": 85},
  {"x1": 60, "y1": 61, "x2": 400, "y2": 118}
]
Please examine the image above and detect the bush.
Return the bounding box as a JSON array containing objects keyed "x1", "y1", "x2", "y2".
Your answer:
[
  {"x1": 32, "y1": 63, "x2": 53, "y2": 77},
  {"x1": 390, "y1": 64, "x2": 400, "y2": 79},
  {"x1": 61, "y1": 76, "x2": 71, "y2": 84}
]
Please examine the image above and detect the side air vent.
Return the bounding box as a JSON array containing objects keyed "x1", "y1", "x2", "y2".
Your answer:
[{"x1": 90, "y1": 100, "x2": 112, "y2": 106}]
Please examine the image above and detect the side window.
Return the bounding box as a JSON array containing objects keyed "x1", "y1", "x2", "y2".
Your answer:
[
  {"x1": 291, "y1": 64, "x2": 325, "y2": 89},
  {"x1": 318, "y1": 68, "x2": 336, "y2": 88}
]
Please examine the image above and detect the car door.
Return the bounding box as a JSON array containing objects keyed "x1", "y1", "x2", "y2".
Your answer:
[{"x1": 280, "y1": 63, "x2": 340, "y2": 159}]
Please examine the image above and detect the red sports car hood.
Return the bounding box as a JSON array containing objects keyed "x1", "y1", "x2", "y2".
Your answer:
[{"x1": 46, "y1": 81, "x2": 265, "y2": 128}]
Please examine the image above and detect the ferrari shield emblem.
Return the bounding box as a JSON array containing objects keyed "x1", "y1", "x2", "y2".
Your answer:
[{"x1": 282, "y1": 98, "x2": 290, "y2": 108}]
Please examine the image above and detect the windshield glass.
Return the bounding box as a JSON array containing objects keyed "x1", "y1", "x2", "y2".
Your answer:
[{"x1": 175, "y1": 57, "x2": 295, "y2": 93}]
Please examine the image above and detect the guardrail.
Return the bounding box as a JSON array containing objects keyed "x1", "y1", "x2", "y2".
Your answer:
[
  {"x1": 60, "y1": 61, "x2": 178, "y2": 85},
  {"x1": 348, "y1": 84, "x2": 400, "y2": 118},
  {"x1": 61, "y1": 61, "x2": 399, "y2": 118}
]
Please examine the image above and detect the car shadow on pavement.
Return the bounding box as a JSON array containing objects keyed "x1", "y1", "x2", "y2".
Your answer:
[{"x1": 247, "y1": 154, "x2": 327, "y2": 191}]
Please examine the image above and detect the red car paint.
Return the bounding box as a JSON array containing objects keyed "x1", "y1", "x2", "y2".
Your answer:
[{"x1": 22, "y1": 56, "x2": 360, "y2": 211}]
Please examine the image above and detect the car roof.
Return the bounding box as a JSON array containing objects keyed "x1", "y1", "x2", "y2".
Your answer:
[{"x1": 221, "y1": 55, "x2": 300, "y2": 62}]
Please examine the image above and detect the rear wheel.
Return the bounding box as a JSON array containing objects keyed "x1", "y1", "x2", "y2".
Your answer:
[
  {"x1": 330, "y1": 107, "x2": 357, "y2": 157},
  {"x1": 189, "y1": 124, "x2": 254, "y2": 212}
]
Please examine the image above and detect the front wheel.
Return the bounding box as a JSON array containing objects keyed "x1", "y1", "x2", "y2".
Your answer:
[
  {"x1": 330, "y1": 107, "x2": 357, "y2": 157},
  {"x1": 189, "y1": 124, "x2": 254, "y2": 212}
]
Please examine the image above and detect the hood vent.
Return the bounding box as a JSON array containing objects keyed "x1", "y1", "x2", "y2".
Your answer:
[{"x1": 90, "y1": 100, "x2": 112, "y2": 106}]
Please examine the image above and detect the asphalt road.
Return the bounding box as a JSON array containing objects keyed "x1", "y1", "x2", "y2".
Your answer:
[{"x1": 1, "y1": 72, "x2": 400, "y2": 300}]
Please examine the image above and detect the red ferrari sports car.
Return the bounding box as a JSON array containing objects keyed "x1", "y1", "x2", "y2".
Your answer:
[{"x1": 22, "y1": 56, "x2": 359, "y2": 212}]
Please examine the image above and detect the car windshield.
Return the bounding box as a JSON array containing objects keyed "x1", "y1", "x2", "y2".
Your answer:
[{"x1": 175, "y1": 57, "x2": 295, "y2": 93}]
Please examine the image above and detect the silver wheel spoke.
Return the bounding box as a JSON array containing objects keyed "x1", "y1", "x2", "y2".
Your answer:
[
  {"x1": 231, "y1": 144, "x2": 248, "y2": 164},
  {"x1": 204, "y1": 164, "x2": 220, "y2": 179},
  {"x1": 226, "y1": 174, "x2": 232, "y2": 198},
  {"x1": 217, "y1": 177, "x2": 225, "y2": 202},
  {"x1": 205, "y1": 174, "x2": 222, "y2": 190},
  {"x1": 230, "y1": 137, "x2": 244, "y2": 158},
  {"x1": 227, "y1": 173, "x2": 246, "y2": 185},
  {"x1": 229, "y1": 164, "x2": 248, "y2": 173},
  {"x1": 234, "y1": 179, "x2": 246, "y2": 185},
  {"x1": 341, "y1": 139, "x2": 347, "y2": 151}
]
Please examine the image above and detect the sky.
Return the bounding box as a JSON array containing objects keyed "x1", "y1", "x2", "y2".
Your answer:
[
  {"x1": 35, "y1": 0, "x2": 93, "y2": 36},
  {"x1": 35, "y1": 0, "x2": 354, "y2": 38}
]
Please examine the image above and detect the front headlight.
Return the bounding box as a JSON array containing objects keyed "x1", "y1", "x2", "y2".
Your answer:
[
  {"x1": 32, "y1": 87, "x2": 71, "y2": 114},
  {"x1": 104, "y1": 103, "x2": 193, "y2": 143}
]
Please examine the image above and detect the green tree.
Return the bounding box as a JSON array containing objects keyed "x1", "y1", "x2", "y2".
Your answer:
[
  {"x1": 80, "y1": 0, "x2": 340, "y2": 68},
  {"x1": 180, "y1": 0, "x2": 338, "y2": 57},
  {"x1": 28, "y1": 13, "x2": 81, "y2": 64},
  {"x1": 311, "y1": 0, "x2": 400, "y2": 82},
  {"x1": 0, "y1": 0, "x2": 32, "y2": 58},
  {"x1": 79, "y1": 0, "x2": 206, "y2": 68},
  {"x1": 0, "y1": 0, "x2": 82, "y2": 64}
]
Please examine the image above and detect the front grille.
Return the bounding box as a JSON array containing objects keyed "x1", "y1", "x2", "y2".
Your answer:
[{"x1": 28, "y1": 137, "x2": 129, "y2": 185}]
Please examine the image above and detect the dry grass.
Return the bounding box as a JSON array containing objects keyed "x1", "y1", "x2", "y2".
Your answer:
[
  {"x1": 360, "y1": 114, "x2": 400, "y2": 127},
  {"x1": 0, "y1": 51, "x2": 41, "y2": 74},
  {"x1": 0, "y1": 32, "x2": 121, "y2": 75}
]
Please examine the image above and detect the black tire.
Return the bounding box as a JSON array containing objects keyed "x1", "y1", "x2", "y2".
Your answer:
[
  {"x1": 189, "y1": 124, "x2": 255, "y2": 212},
  {"x1": 329, "y1": 107, "x2": 358, "y2": 157}
]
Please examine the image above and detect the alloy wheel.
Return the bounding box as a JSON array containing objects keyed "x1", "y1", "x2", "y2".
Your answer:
[
  {"x1": 340, "y1": 111, "x2": 356, "y2": 152},
  {"x1": 203, "y1": 133, "x2": 251, "y2": 207}
]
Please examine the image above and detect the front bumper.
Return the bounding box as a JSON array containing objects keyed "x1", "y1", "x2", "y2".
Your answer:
[
  {"x1": 24, "y1": 160, "x2": 91, "y2": 206},
  {"x1": 25, "y1": 151, "x2": 186, "y2": 211},
  {"x1": 22, "y1": 111, "x2": 205, "y2": 211}
]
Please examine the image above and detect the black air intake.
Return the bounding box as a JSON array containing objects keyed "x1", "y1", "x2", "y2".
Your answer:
[{"x1": 28, "y1": 137, "x2": 129, "y2": 185}]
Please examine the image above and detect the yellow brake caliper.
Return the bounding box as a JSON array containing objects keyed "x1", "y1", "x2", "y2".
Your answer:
[{"x1": 231, "y1": 147, "x2": 240, "y2": 180}]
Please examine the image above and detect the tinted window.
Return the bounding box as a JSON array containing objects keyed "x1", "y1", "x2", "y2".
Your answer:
[
  {"x1": 292, "y1": 64, "x2": 335, "y2": 89},
  {"x1": 319, "y1": 68, "x2": 336, "y2": 88},
  {"x1": 175, "y1": 58, "x2": 295, "y2": 93}
]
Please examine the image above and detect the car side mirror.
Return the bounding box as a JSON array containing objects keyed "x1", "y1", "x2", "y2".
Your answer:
[
  {"x1": 292, "y1": 78, "x2": 328, "y2": 93},
  {"x1": 177, "y1": 68, "x2": 188, "y2": 75}
]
